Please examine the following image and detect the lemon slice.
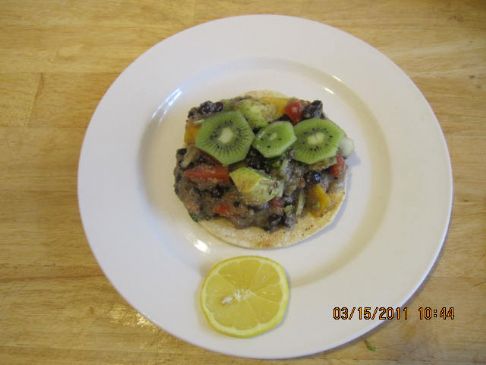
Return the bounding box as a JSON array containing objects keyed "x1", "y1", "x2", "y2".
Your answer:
[{"x1": 200, "y1": 256, "x2": 289, "y2": 337}]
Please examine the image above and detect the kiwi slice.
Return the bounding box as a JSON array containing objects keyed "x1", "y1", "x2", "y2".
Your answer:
[
  {"x1": 195, "y1": 111, "x2": 254, "y2": 165},
  {"x1": 253, "y1": 121, "x2": 297, "y2": 158},
  {"x1": 293, "y1": 118, "x2": 344, "y2": 164}
]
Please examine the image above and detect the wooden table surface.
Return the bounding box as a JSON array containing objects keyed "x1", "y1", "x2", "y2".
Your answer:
[{"x1": 1, "y1": 1, "x2": 485, "y2": 364}]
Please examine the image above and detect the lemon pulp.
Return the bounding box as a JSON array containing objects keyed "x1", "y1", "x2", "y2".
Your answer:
[{"x1": 200, "y1": 256, "x2": 289, "y2": 337}]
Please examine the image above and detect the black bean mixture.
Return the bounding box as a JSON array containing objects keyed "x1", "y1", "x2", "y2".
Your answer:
[{"x1": 174, "y1": 99, "x2": 347, "y2": 231}]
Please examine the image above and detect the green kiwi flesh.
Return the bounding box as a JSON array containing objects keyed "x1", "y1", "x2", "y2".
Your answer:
[
  {"x1": 195, "y1": 111, "x2": 254, "y2": 165},
  {"x1": 252, "y1": 121, "x2": 297, "y2": 158},
  {"x1": 293, "y1": 118, "x2": 344, "y2": 164}
]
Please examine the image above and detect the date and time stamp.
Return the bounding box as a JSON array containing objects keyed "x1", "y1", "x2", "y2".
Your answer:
[{"x1": 332, "y1": 306, "x2": 455, "y2": 321}]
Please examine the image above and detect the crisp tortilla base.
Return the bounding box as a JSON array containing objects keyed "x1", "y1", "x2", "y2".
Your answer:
[
  {"x1": 200, "y1": 191, "x2": 345, "y2": 249},
  {"x1": 195, "y1": 89, "x2": 347, "y2": 249}
]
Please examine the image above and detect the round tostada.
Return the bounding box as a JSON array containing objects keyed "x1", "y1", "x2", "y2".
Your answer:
[{"x1": 174, "y1": 90, "x2": 354, "y2": 248}]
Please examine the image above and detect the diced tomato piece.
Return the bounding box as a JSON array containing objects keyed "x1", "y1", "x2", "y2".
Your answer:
[
  {"x1": 213, "y1": 202, "x2": 232, "y2": 217},
  {"x1": 284, "y1": 99, "x2": 305, "y2": 124},
  {"x1": 329, "y1": 155, "x2": 345, "y2": 177},
  {"x1": 183, "y1": 164, "x2": 230, "y2": 182}
]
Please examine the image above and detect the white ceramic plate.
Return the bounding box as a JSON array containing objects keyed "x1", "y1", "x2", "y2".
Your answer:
[{"x1": 78, "y1": 15, "x2": 452, "y2": 359}]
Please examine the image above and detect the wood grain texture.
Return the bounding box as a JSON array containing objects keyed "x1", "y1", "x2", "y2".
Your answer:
[{"x1": 0, "y1": 0, "x2": 485, "y2": 364}]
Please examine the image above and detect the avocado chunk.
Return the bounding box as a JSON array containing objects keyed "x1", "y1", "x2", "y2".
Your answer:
[
  {"x1": 230, "y1": 167, "x2": 283, "y2": 205},
  {"x1": 235, "y1": 98, "x2": 276, "y2": 129}
]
